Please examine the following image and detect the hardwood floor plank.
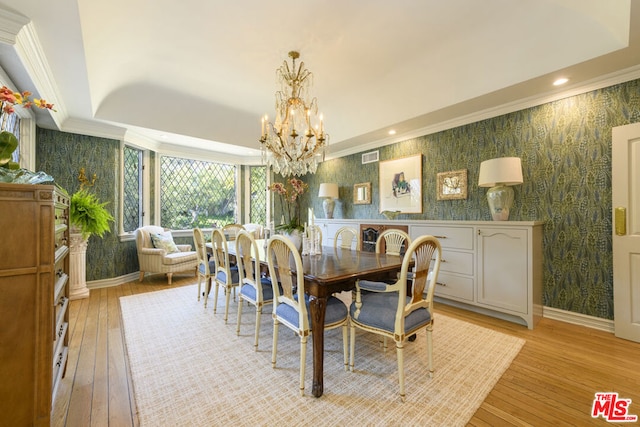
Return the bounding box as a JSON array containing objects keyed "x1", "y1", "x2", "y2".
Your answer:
[
  {"x1": 90, "y1": 288, "x2": 109, "y2": 427},
  {"x1": 52, "y1": 278, "x2": 640, "y2": 426},
  {"x1": 64, "y1": 289, "x2": 101, "y2": 426},
  {"x1": 107, "y1": 285, "x2": 135, "y2": 427}
]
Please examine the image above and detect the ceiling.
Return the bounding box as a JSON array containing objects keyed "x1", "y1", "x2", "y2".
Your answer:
[{"x1": 0, "y1": 0, "x2": 639, "y2": 164}]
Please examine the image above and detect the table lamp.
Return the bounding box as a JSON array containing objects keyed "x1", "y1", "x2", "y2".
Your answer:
[
  {"x1": 478, "y1": 157, "x2": 523, "y2": 221},
  {"x1": 318, "y1": 183, "x2": 339, "y2": 219}
]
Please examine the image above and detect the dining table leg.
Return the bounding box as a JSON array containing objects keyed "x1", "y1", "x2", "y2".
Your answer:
[{"x1": 309, "y1": 294, "x2": 327, "y2": 398}]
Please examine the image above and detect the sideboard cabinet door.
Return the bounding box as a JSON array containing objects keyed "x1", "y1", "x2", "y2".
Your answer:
[{"x1": 477, "y1": 227, "x2": 529, "y2": 315}]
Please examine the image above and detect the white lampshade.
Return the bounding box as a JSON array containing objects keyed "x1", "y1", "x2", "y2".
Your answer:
[
  {"x1": 478, "y1": 157, "x2": 523, "y2": 187},
  {"x1": 318, "y1": 183, "x2": 339, "y2": 199},
  {"x1": 478, "y1": 157, "x2": 523, "y2": 221}
]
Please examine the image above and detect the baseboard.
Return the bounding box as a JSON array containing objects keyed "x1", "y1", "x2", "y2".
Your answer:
[
  {"x1": 542, "y1": 306, "x2": 614, "y2": 333},
  {"x1": 87, "y1": 272, "x2": 139, "y2": 289}
]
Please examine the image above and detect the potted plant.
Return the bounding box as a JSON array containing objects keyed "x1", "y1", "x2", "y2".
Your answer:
[
  {"x1": 268, "y1": 177, "x2": 307, "y2": 250},
  {"x1": 68, "y1": 169, "x2": 114, "y2": 299},
  {"x1": 70, "y1": 188, "x2": 114, "y2": 239}
]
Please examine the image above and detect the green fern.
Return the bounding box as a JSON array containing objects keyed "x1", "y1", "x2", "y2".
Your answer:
[{"x1": 70, "y1": 190, "x2": 115, "y2": 239}]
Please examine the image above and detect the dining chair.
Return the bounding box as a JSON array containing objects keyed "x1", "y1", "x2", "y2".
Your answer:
[
  {"x1": 222, "y1": 223, "x2": 245, "y2": 241},
  {"x1": 210, "y1": 228, "x2": 240, "y2": 322},
  {"x1": 349, "y1": 235, "x2": 442, "y2": 402},
  {"x1": 333, "y1": 226, "x2": 360, "y2": 250},
  {"x1": 365, "y1": 228, "x2": 413, "y2": 349},
  {"x1": 266, "y1": 235, "x2": 349, "y2": 396},
  {"x1": 242, "y1": 223, "x2": 264, "y2": 239},
  {"x1": 235, "y1": 230, "x2": 274, "y2": 350},
  {"x1": 376, "y1": 228, "x2": 411, "y2": 256},
  {"x1": 193, "y1": 228, "x2": 215, "y2": 302}
]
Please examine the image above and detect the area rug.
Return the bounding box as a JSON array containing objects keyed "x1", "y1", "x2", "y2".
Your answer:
[{"x1": 120, "y1": 284, "x2": 525, "y2": 426}]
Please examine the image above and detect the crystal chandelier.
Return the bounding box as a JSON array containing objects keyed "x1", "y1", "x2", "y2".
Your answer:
[{"x1": 259, "y1": 51, "x2": 327, "y2": 177}]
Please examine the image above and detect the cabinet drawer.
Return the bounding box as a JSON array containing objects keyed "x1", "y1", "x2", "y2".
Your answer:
[
  {"x1": 412, "y1": 225, "x2": 473, "y2": 250},
  {"x1": 434, "y1": 272, "x2": 473, "y2": 301},
  {"x1": 54, "y1": 295, "x2": 69, "y2": 338},
  {"x1": 439, "y1": 250, "x2": 473, "y2": 275}
]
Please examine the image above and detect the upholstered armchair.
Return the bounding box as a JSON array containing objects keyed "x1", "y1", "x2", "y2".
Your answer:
[{"x1": 135, "y1": 226, "x2": 198, "y2": 285}]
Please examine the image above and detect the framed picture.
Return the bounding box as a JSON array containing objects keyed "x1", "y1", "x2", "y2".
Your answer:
[
  {"x1": 353, "y1": 182, "x2": 371, "y2": 204},
  {"x1": 379, "y1": 154, "x2": 422, "y2": 214},
  {"x1": 436, "y1": 169, "x2": 468, "y2": 200}
]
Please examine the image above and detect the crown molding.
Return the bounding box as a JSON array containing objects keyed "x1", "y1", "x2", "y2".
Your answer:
[
  {"x1": 0, "y1": 5, "x2": 66, "y2": 130},
  {"x1": 0, "y1": 7, "x2": 29, "y2": 45},
  {"x1": 61, "y1": 117, "x2": 125, "y2": 141}
]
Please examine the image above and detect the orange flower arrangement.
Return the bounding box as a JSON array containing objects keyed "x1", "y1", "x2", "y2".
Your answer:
[{"x1": 0, "y1": 85, "x2": 55, "y2": 114}]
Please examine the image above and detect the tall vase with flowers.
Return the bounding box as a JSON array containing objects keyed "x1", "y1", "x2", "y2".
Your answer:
[
  {"x1": 0, "y1": 85, "x2": 55, "y2": 180},
  {"x1": 268, "y1": 178, "x2": 308, "y2": 249}
]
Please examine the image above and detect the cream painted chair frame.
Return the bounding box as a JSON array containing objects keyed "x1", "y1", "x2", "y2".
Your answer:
[
  {"x1": 235, "y1": 230, "x2": 273, "y2": 350},
  {"x1": 333, "y1": 226, "x2": 360, "y2": 250},
  {"x1": 222, "y1": 223, "x2": 245, "y2": 241},
  {"x1": 376, "y1": 228, "x2": 411, "y2": 256},
  {"x1": 210, "y1": 228, "x2": 240, "y2": 322},
  {"x1": 349, "y1": 235, "x2": 442, "y2": 402},
  {"x1": 266, "y1": 235, "x2": 348, "y2": 396},
  {"x1": 193, "y1": 228, "x2": 214, "y2": 302}
]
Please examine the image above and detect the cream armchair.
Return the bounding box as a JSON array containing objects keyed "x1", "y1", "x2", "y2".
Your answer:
[{"x1": 135, "y1": 226, "x2": 198, "y2": 285}]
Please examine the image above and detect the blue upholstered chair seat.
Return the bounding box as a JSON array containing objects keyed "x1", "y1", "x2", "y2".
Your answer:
[
  {"x1": 240, "y1": 277, "x2": 274, "y2": 302},
  {"x1": 350, "y1": 292, "x2": 431, "y2": 334},
  {"x1": 275, "y1": 295, "x2": 348, "y2": 329},
  {"x1": 198, "y1": 260, "x2": 216, "y2": 275},
  {"x1": 357, "y1": 279, "x2": 391, "y2": 292},
  {"x1": 216, "y1": 265, "x2": 239, "y2": 283}
]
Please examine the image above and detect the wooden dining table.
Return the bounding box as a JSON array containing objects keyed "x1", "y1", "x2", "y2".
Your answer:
[{"x1": 225, "y1": 240, "x2": 407, "y2": 397}]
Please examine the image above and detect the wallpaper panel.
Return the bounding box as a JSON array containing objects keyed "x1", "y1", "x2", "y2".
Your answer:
[
  {"x1": 35, "y1": 129, "x2": 137, "y2": 280},
  {"x1": 306, "y1": 78, "x2": 640, "y2": 319}
]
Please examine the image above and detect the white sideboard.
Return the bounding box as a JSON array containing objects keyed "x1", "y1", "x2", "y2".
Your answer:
[{"x1": 315, "y1": 218, "x2": 543, "y2": 329}]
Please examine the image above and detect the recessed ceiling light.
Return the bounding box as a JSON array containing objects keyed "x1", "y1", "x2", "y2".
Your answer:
[
  {"x1": 553, "y1": 78, "x2": 569, "y2": 86},
  {"x1": 388, "y1": 129, "x2": 396, "y2": 135}
]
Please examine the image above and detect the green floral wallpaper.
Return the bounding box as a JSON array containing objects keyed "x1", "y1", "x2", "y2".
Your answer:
[
  {"x1": 35, "y1": 129, "x2": 137, "y2": 281},
  {"x1": 34, "y1": 78, "x2": 639, "y2": 319},
  {"x1": 306, "y1": 78, "x2": 640, "y2": 320}
]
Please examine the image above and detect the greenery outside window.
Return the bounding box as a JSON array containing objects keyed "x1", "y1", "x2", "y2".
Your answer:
[
  {"x1": 160, "y1": 155, "x2": 237, "y2": 230},
  {"x1": 123, "y1": 145, "x2": 143, "y2": 233},
  {"x1": 249, "y1": 166, "x2": 267, "y2": 224}
]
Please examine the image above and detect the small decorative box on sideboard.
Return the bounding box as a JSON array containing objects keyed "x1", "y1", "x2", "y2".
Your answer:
[{"x1": 0, "y1": 183, "x2": 70, "y2": 426}]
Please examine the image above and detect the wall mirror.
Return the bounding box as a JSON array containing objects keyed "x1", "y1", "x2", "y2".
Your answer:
[{"x1": 353, "y1": 182, "x2": 371, "y2": 204}]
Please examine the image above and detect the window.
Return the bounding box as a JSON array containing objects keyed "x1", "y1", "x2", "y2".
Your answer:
[
  {"x1": 123, "y1": 145, "x2": 143, "y2": 232},
  {"x1": 160, "y1": 155, "x2": 237, "y2": 230},
  {"x1": 248, "y1": 166, "x2": 267, "y2": 224}
]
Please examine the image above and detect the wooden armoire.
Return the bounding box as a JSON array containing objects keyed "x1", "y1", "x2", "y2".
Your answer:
[{"x1": 0, "y1": 183, "x2": 70, "y2": 426}]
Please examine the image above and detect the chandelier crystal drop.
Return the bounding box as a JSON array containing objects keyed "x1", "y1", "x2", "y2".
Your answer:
[{"x1": 259, "y1": 51, "x2": 327, "y2": 177}]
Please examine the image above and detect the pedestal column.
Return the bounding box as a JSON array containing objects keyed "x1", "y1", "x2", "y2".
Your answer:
[{"x1": 69, "y1": 232, "x2": 90, "y2": 300}]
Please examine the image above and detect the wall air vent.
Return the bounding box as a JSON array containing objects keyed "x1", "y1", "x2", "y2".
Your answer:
[{"x1": 362, "y1": 150, "x2": 379, "y2": 164}]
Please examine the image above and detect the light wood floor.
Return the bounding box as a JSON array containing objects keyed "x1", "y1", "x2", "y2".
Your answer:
[{"x1": 52, "y1": 274, "x2": 640, "y2": 426}]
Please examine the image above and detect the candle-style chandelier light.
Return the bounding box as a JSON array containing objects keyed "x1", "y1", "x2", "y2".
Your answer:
[{"x1": 259, "y1": 51, "x2": 327, "y2": 177}]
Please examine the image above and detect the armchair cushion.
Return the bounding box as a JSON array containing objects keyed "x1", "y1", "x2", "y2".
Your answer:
[{"x1": 151, "y1": 231, "x2": 181, "y2": 254}]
